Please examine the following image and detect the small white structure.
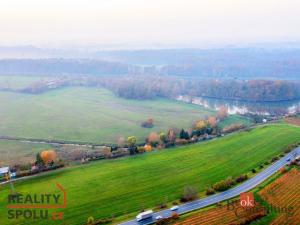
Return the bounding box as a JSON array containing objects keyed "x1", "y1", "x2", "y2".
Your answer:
[
  {"x1": 262, "y1": 119, "x2": 267, "y2": 123},
  {"x1": 0, "y1": 166, "x2": 9, "y2": 175},
  {"x1": 0, "y1": 167, "x2": 10, "y2": 181},
  {"x1": 0, "y1": 166, "x2": 15, "y2": 192}
]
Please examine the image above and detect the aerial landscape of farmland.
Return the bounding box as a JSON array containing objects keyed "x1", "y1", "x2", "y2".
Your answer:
[{"x1": 1, "y1": 1, "x2": 300, "y2": 225}]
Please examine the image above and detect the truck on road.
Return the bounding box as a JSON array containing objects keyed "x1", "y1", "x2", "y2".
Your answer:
[{"x1": 136, "y1": 210, "x2": 153, "y2": 222}]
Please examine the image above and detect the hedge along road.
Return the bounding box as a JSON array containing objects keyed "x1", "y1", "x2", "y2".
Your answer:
[{"x1": 120, "y1": 146, "x2": 300, "y2": 225}]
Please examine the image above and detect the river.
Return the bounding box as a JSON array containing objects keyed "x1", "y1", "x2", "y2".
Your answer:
[{"x1": 177, "y1": 95, "x2": 300, "y2": 116}]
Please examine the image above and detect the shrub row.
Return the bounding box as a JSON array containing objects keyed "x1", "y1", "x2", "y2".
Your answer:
[
  {"x1": 207, "y1": 174, "x2": 248, "y2": 194},
  {"x1": 284, "y1": 142, "x2": 300, "y2": 153},
  {"x1": 236, "y1": 211, "x2": 266, "y2": 225},
  {"x1": 86, "y1": 217, "x2": 113, "y2": 225},
  {"x1": 235, "y1": 174, "x2": 248, "y2": 183},
  {"x1": 222, "y1": 123, "x2": 246, "y2": 133},
  {"x1": 155, "y1": 212, "x2": 179, "y2": 225},
  {"x1": 15, "y1": 163, "x2": 64, "y2": 179}
]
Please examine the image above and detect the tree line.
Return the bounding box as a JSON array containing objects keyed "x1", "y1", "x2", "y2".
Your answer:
[{"x1": 98, "y1": 76, "x2": 300, "y2": 102}]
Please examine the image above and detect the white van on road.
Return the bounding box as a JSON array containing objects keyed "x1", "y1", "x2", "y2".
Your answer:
[{"x1": 136, "y1": 210, "x2": 153, "y2": 221}]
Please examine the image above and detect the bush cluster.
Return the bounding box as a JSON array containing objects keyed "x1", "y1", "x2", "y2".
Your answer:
[
  {"x1": 16, "y1": 163, "x2": 65, "y2": 178},
  {"x1": 90, "y1": 218, "x2": 113, "y2": 225},
  {"x1": 222, "y1": 123, "x2": 245, "y2": 133},
  {"x1": 235, "y1": 174, "x2": 248, "y2": 183},
  {"x1": 270, "y1": 156, "x2": 279, "y2": 162},
  {"x1": 284, "y1": 142, "x2": 300, "y2": 153},
  {"x1": 180, "y1": 186, "x2": 198, "y2": 202},
  {"x1": 141, "y1": 118, "x2": 154, "y2": 128},
  {"x1": 155, "y1": 212, "x2": 179, "y2": 225},
  {"x1": 212, "y1": 177, "x2": 235, "y2": 192},
  {"x1": 207, "y1": 174, "x2": 249, "y2": 195},
  {"x1": 236, "y1": 212, "x2": 266, "y2": 225},
  {"x1": 205, "y1": 187, "x2": 215, "y2": 195}
]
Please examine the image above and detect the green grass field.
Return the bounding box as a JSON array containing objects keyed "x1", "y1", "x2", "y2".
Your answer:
[
  {"x1": 0, "y1": 75, "x2": 45, "y2": 90},
  {"x1": 0, "y1": 140, "x2": 51, "y2": 167},
  {"x1": 0, "y1": 87, "x2": 216, "y2": 144},
  {"x1": 217, "y1": 115, "x2": 254, "y2": 129},
  {"x1": 0, "y1": 124, "x2": 299, "y2": 225}
]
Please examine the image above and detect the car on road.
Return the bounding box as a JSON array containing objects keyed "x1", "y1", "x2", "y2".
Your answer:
[
  {"x1": 170, "y1": 206, "x2": 179, "y2": 211},
  {"x1": 287, "y1": 158, "x2": 291, "y2": 161},
  {"x1": 155, "y1": 215, "x2": 163, "y2": 220}
]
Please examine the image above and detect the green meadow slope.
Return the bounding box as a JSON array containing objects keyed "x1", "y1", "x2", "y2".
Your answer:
[
  {"x1": 0, "y1": 140, "x2": 51, "y2": 167},
  {"x1": 0, "y1": 87, "x2": 215, "y2": 144},
  {"x1": 0, "y1": 124, "x2": 299, "y2": 225},
  {"x1": 0, "y1": 75, "x2": 44, "y2": 90},
  {"x1": 217, "y1": 114, "x2": 253, "y2": 129}
]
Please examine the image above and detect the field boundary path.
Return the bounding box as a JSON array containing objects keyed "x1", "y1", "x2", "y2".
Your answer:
[
  {"x1": 119, "y1": 147, "x2": 300, "y2": 225},
  {"x1": 0, "y1": 135, "x2": 109, "y2": 147}
]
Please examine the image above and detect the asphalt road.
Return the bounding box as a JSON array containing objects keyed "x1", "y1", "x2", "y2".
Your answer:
[{"x1": 119, "y1": 147, "x2": 300, "y2": 225}]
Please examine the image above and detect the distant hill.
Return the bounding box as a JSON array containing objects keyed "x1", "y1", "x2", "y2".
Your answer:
[
  {"x1": 93, "y1": 48, "x2": 300, "y2": 79},
  {"x1": 0, "y1": 59, "x2": 130, "y2": 76},
  {"x1": 0, "y1": 48, "x2": 300, "y2": 79}
]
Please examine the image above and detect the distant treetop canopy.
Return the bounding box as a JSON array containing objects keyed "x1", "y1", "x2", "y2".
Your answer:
[{"x1": 100, "y1": 76, "x2": 300, "y2": 102}]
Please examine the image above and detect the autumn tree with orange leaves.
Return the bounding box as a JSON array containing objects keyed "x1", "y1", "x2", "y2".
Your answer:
[
  {"x1": 167, "y1": 129, "x2": 176, "y2": 143},
  {"x1": 147, "y1": 132, "x2": 161, "y2": 146},
  {"x1": 207, "y1": 116, "x2": 218, "y2": 128},
  {"x1": 217, "y1": 106, "x2": 228, "y2": 121},
  {"x1": 41, "y1": 150, "x2": 57, "y2": 164}
]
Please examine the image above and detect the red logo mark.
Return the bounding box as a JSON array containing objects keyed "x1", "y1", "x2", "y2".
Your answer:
[
  {"x1": 52, "y1": 212, "x2": 64, "y2": 220},
  {"x1": 240, "y1": 192, "x2": 255, "y2": 208}
]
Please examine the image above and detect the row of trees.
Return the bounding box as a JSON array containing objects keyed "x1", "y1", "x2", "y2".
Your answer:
[
  {"x1": 21, "y1": 79, "x2": 68, "y2": 94},
  {"x1": 35, "y1": 150, "x2": 58, "y2": 169},
  {"x1": 98, "y1": 76, "x2": 300, "y2": 102},
  {"x1": 7, "y1": 150, "x2": 63, "y2": 179},
  {"x1": 123, "y1": 107, "x2": 229, "y2": 154},
  {"x1": 206, "y1": 174, "x2": 248, "y2": 195}
]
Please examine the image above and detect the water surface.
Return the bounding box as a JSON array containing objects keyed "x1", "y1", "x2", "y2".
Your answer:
[{"x1": 177, "y1": 95, "x2": 300, "y2": 116}]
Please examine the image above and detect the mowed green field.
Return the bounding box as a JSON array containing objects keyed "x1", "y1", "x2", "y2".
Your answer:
[
  {"x1": 217, "y1": 114, "x2": 254, "y2": 129},
  {"x1": 0, "y1": 87, "x2": 215, "y2": 144},
  {"x1": 0, "y1": 140, "x2": 51, "y2": 167},
  {"x1": 0, "y1": 75, "x2": 45, "y2": 90},
  {"x1": 0, "y1": 124, "x2": 299, "y2": 225}
]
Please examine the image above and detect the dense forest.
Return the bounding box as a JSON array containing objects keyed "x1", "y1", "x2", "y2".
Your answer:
[
  {"x1": 95, "y1": 48, "x2": 300, "y2": 79},
  {"x1": 1, "y1": 47, "x2": 300, "y2": 102},
  {"x1": 2, "y1": 73, "x2": 299, "y2": 102},
  {"x1": 99, "y1": 76, "x2": 300, "y2": 102}
]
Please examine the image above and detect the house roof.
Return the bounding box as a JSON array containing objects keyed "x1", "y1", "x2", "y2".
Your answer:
[{"x1": 0, "y1": 167, "x2": 9, "y2": 174}]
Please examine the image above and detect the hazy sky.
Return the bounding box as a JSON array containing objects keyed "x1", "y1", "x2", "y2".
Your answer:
[{"x1": 1, "y1": 0, "x2": 300, "y2": 48}]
